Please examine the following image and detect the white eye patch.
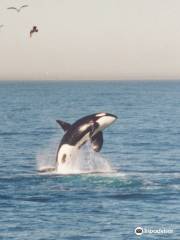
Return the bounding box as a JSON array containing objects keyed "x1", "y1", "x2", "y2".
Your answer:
[{"x1": 96, "y1": 113, "x2": 106, "y2": 117}]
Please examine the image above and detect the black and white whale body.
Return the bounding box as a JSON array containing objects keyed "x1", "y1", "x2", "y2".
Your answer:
[{"x1": 56, "y1": 112, "x2": 117, "y2": 171}]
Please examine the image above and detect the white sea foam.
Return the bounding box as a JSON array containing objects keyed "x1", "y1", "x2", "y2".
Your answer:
[
  {"x1": 37, "y1": 141, "x2": 113, "y2": 175},
  {"x1": 36, "y1": 138, "x2": 57, "y2": 173}
]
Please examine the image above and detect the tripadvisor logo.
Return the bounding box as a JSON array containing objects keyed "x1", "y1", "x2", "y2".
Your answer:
[
  {"x1": 135, "y1": 227, "x2": 143, "y2": 236},
  {"x1": 134, "y1": 226, "x2": 173, "y2": 236}
]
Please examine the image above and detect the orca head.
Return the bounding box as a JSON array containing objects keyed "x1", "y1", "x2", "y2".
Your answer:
[{"x1": 95, "y1": 112, "x2": 117, "y2": 131}]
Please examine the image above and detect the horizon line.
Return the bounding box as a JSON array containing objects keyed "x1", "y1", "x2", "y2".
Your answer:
[{"x1": 1, "y1": 79, "x2": 180, "y2": 82}]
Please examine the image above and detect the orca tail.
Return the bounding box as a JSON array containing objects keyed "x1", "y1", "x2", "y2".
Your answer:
[{"x1": 38, "y1": 167, "x2": 56, "y2": 173}]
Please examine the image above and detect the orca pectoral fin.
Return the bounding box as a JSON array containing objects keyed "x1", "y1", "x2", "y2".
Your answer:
[
  {"x1": 56, "y1": 120, "x2": 71, "y2": 131},
  {"x1": 91, "y1": 131, "x2": 103, "y2": 152},
  {"x1": 89, "y1": 122, "x2": 99, "y2": 137}
]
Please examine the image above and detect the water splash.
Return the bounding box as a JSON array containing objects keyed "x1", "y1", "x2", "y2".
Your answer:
[
  {"x1": 36, "y1": 138, "x2": 57, "y2": 173},
  {"x1": 37, "y1": 141, "x2": 113, "y2": 175}
]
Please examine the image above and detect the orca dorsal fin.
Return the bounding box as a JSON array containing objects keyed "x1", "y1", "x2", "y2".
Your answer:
[
  {"x1": 56, "y1": 120, "x2": 71, "y2": 131},
  {"x1": 91, "y1": 131, "x2": 103, "y2": 152}
]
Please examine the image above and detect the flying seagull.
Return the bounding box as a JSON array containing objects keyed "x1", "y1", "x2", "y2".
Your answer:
[
  {"x1": 7, "y1": 5, "x2": 28, "y2": 13},
  {"x1": 30, "y1": 26, "x2": 38, "y2": 38}
]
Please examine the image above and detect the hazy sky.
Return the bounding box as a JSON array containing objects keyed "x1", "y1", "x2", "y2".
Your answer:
[{"x1": 0, "y1": 0, "x2": 180, "y2": 80}]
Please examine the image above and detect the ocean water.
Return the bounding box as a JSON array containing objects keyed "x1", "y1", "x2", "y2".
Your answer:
[{"x1": 0, "y1": 80, "x2": 180, "y2": 239}]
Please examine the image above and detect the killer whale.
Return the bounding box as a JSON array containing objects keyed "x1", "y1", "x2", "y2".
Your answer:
[{"x1": 55, "y1": 112, "x2": 117, "y2": 171}]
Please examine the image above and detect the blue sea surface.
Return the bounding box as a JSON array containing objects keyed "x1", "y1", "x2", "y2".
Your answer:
[{"x1": 0, "y1": 80, "x2": 180, "y2": 239}]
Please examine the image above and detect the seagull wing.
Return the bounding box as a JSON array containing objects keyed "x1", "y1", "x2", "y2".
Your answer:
[
  {"x1": 20, "y1": 5, "x2": 29, "y2": 9},
  {"x1": 7, "y1": 7, "x2": 17, "y2": 10},
  {"x1": 30, "y1": 29, "x2": 34, "y2": 38},
  {"x1": 7, "y1": 7, "x2": 18, "y2": 11}
]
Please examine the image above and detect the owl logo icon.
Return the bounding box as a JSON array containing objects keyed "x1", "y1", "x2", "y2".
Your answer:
[{"x1": 135, "y1": 227, "x2": 143, "y2": 236}]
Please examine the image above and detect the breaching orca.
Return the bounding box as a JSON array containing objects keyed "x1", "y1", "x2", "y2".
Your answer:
[{"x1": 56, "y1": 112, "x2": 117, "y2": 171}]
